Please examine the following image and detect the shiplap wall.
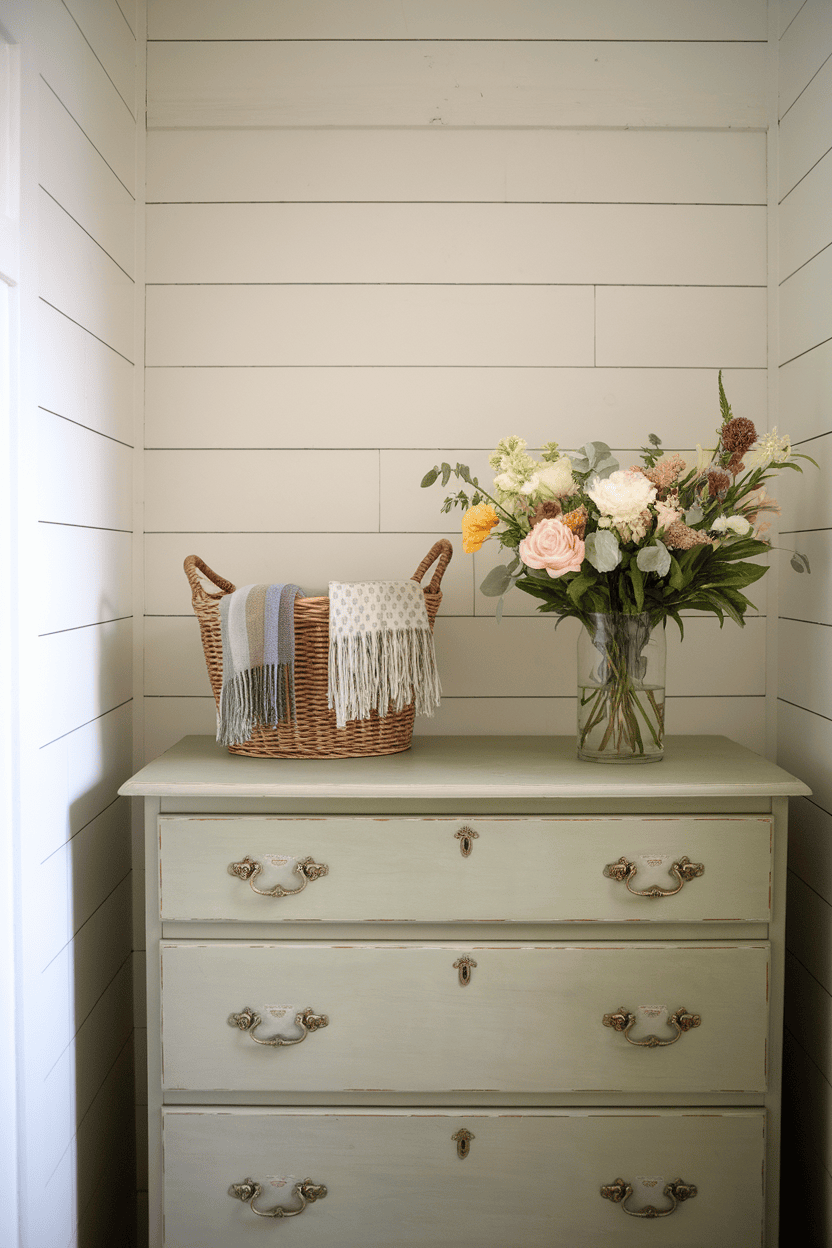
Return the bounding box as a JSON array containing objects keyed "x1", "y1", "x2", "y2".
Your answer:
[
  {"x1": 776, "y1": 0, "x2": 832, "y2": 1240},
  {"x1": 22, "y1": 1, "x2": 140, "y2": 1244},
  {"x1": 143, "y1": 0, "x2": 771, "y2": 765}
]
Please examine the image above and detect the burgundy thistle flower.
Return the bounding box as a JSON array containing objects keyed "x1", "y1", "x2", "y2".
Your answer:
[{"x1": 721, "y1": 416, "x2": 757, "y2": 457}]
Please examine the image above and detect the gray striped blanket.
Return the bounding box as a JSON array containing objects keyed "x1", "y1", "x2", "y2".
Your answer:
[{"x1": 217, "y1": 583, "x2": 304, "y2": 746}]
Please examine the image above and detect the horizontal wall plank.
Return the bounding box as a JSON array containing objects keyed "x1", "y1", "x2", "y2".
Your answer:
[
  {"x1": 780, "y1": 54, "x2": 832, "y2": 198},
  {"x1": 778, "y1": 699, "x2": 831, "y2": 812},
  {"x1": 145, "y1": 285, "x2": 595, "y2": 368},
  {"x1": 785, "y1": 950, "x2": 832, "y2": 1086},
  {"x1": 37, "y1": 618, "x2": 133, "y2": 748},
  {"x1": 778, "y1": 531, "x2": 832, "y2": 625},
  {"x1": 145, "y1": 366, "x2": 767, "y2": 451},
  {"x1": 38, "y1": 190, "x2": 135, "y2": 362},
  {"x1": 117, "y1": 0, "x2": 137, "y2": 36},
  {"x1": 147, "y1": 41, "x2": 766, "y2": 130},
  {"x1": 779, "y1": 150, "x2": 832, "y2": 282},
  {"x1": 779, "y1": 0, "x2": 832, "y2": 118},
  {"x1": 38, "y1": 301, "x2": 134, "y2": 445},
  {"x1": 73, "y1": 957, "x2": 133, "y2": 1126},
  {"x1": 778, "y1": 619, "x2": 832, "y2": 718},
  {"x1": 38, "y1": 525, "x2": 132, "y2": 635},
  {"x1": 142, "y1": 612, "x2": 766, "y2": 700},
  {"x1": 780, "y1": 244, "x2": 832, "y2": 365},
  {"x1": 775, "y1": 428, "x2": 831, "y2": 532},
  {"x1": 62, "y1": 0, "x2": 137, "y2": 117},
  {"x1": 39, "y1": 0, "x2": 136, "y2": 195},
  {"x1": 596, "y1": 286, "x2": 767, "y2": 368},
  {"x1": 36, "y1": 702, "x2": 133, "y2": 861},
  {"x1": 146, "y1": 203, "x2": 766, "y2": 287},
  {"x1": 146, "y1": 129, "x2": 767, "y2": 206},
  {"x1": 39, "y1": 80, "x2": 135, "y2": 279},
  {"x1": 145, "y1": 532, "x2": 471, "y2": 614},
  {"x1": 781, "y1": 0, "x2": 808, "y2": 37},
  {"x1": 782, "y1": 1030, "x2": 832, "y2": 1184},
  {"x1": 38, "y1": 411, "x2": 133, "y2": 530},
  {"x1": 144, "y1": 449, "x2": 380, "y2": 532},
  {"x1": 74, "y1": 1034, "x2": 134, "y2": 1215},
  {"x1": 72, "y1": 875, "x2": 133, "y2": 1031},
  {"x1": 143, "y1": 692, "x2": 767, "y2": 760},
  {"x1": 779, "y1": 337, "x2": 832, "y2": 443},
  {"x1": 787, "y1": 871, "x2": 832, "y2": 996},
  {"x1": 788, "y1": 797, "x2": 832, "y2": 906},
  {"x1": 148, "y1": 0, "x2": 767, "y2": 40}
]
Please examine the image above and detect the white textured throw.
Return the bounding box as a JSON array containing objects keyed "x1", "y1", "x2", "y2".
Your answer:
[{"x1": 327, "y1": 580, "x2": 441, "y2": 729}]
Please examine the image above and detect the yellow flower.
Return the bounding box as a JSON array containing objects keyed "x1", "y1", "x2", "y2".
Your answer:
[{"x1": 461, "y1": 504, "x2": 499, "y2": 554}]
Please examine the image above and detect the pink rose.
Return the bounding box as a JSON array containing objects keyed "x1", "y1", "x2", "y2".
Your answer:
[{"x1": 518, "y1": 518, "x2": 585, "y2": 579}]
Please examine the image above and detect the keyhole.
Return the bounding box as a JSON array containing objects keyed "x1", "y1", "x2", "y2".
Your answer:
[
  {"x1": 453, "y1": 956, "x2": 477, "y2": 986},
  {"x1": 454, "y1": 827, "x2": 479, "y2": 857},
  {"x1": 452, "y1": 1129, "x2": 474, "y2": 1159}
]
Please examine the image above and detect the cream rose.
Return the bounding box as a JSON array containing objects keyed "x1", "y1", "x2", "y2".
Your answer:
[
  {"x1": 518, "y1": 518, "x2": 585, "y2": 579},
  {"x1": 587, "y1": 469, "x2": 657, "y2": 525}
]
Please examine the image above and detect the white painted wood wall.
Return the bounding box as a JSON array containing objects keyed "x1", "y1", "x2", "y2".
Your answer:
[
  {"x1": 2, "y1": 1, "x2": 141, "y2": 1245},
  {"x1": 776, "y1": 0, "x2": 832, "y2": 1239}
]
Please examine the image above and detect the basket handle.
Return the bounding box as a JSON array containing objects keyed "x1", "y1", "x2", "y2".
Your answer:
[
  {"x1": 184, "y1": 555, "x2": 237, "y2": 608},
  {"x1": 411, "y1": 539, "x2": 453, "y2": 594}
]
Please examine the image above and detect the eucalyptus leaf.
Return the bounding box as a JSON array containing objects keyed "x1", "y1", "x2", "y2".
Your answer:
[
  {"x1": 441, "y1": 462, "x2": 452, "y2": 487},
  {"x1": 479, "y1": 563, "x2": 514, "y2": 597},
  {"x1": 636, "y1": 541, "x2": 671, "y2": 578},
  {"x1": 584, "y1": 530, "x2": 622, "y2": 573},
  {"x1": 420, "y1": 467, "x2": 439, "y2": 488},
  {"x1": 790, "y1": 552, "x2": 811, "y2": 574}
]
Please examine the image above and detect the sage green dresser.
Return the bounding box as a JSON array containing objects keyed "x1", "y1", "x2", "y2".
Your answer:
[{"x1": 120, "y1": 734, "x2": 809, "y2": 1247}]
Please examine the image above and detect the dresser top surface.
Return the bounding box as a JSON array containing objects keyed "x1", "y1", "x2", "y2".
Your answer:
[{"x1": 119, "y1": 734, "x2": 810, "y2": 800}]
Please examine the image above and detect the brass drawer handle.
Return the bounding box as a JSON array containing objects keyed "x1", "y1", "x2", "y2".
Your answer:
[
  {"x1": 228, "y1": 855, "x2": 329, "y2": 897},
  {"x1": 228, "y1": 1006, "x2": 329, "y2": 1046},
  {"x1": 603, "y1": 1005, "x2": 701, "y2": 1047},
  {"x1": 604, "y1": 855, "x2": 704, "y2": 897},
  {"x1": 601, "y1": 1177, "x2": 697, "y2": 1218},
  {"x1": 229, "y1": 1177, "x2": 327, "y2": 1219}
]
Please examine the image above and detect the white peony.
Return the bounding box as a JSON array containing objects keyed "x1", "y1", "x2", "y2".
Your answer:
[
  {"x1": 587, "y1": 470, "x2": 657, "y2": 525},
  {"x1": 534, "y1": 458, "x2": 575, "y2": 500},
  {"x1": 710, "y1": 514, "x2": 752, "y2": 536}
]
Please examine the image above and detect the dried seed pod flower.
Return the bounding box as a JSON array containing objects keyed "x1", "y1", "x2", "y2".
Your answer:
[
  {"x1": 707, "y1": 470, "x2": 731, "y2": 498},
  {"x1": 530, "y1": 500, "x2": 562, "y2": 528},
  {"x1": 663, "y1": 522, "x2": 713, "y2": 551},
  {"x1": 721, "y1": 416, "x2": 757, "y2": 457}
]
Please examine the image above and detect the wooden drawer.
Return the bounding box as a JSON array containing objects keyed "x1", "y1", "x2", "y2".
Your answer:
[
  {"x1": 162, "y1": 1106, "x2": 765, "y2": 1248},
  {"x1": 158, "y1": 815, "x2": 772, "y2": 923},
  {"x1": 160, "y1": 941, "x2": 769, "y2": 1094}
]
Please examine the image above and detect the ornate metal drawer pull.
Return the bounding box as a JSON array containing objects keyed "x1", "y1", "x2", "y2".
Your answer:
[
  {"x1": 604, "y1": 855, "x2": 704, "y2": 898},
  {"x1": 453, "y1": 956, "x2": 477, "y2": 986},
  {"x1": 229, "y1": 1177, "x2": 327, "y2": 1219},
  {"x1": 228, "y1": 1006, "x2": 329, "y2": 1046},
  {"x1": 601, "y1": 1177, "x2": 697, "y2": 1219},
  {"x1": 602, "y1": 1005, "x2": 701, "y2": 1047},
  {"x1": 452, "y1": 1129, "x2": 474, "y2": 1158},
  {"x1": 455, "y1": 826, "x2": 479, "y2": 857},
  {"x1": 228, "y1": 855, "x2": 329, "y2": 897}
]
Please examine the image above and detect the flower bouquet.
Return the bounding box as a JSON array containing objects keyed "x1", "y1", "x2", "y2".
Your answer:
[{"x1": 422, "y1": 374, "x2": 814, "y2": 762}]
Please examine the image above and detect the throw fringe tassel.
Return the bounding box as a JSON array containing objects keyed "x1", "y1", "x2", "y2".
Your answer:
[
  {"x1": 328, "y1": 627, "x2": 441, "y2": 730},
  {"x1": 218, "y1": 662, "x2": 296, "y2": 747}
]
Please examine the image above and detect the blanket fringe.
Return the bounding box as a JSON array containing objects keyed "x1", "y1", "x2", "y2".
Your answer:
[
  {"x1": 327, "y1": 627, "x2": 441, "y2": 730},
  {"x1": 217, "y1": 662, "x2": 296, "y2": 746}
]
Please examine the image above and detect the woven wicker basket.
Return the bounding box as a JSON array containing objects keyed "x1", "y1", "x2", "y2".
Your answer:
[{"x1": 184, "y1": 539, "x2": 452, "y2": 759}]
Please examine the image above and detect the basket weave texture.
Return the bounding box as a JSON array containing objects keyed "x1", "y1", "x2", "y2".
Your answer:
[{"x1": 184, "y1": 540, "x2": 452, "y2": 759}]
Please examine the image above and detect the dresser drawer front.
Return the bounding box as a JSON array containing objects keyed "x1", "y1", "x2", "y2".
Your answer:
[
  {"x1": 158, "y1": 815, "x2": 772, "y2": 923},
  {"x1": 163, "y1": 1106, "x2": 765, "y2": 1248},
  {"x1": 161, "y1": 941, "x2": 769, "y2": 1094}
]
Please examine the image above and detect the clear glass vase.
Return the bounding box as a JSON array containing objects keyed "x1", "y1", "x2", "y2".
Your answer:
[{"x1": 577, "y1": 612, "x2": 666, "y2": 763}]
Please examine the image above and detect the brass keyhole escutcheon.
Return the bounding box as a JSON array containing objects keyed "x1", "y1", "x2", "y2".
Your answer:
[
  {"x1": 452, "y1": 1129, "x2": 474, "y2": 1159},
  {"x1": 455, "y1": 826, "x2": 479, "y2": 857},
  {"x1": 454, "y1": 957, "x2": 477, "y2": 986}
]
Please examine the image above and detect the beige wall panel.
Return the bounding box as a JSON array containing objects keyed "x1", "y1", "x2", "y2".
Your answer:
[
  {"x1": 39, "y1": 0, "x2": 136, "y2": 194},
  {"x1": 778, "y1": 619, "x2": 832, "y2": 717},
  {"x1": 73, "y1": 956, "x2": 133, "y2": 1123},
  {"x1": 38, "y1": 301, "x2": 134, "y2": 445},
  {"x1": 779, "y1": 150, "x2": 832, "y2": 282},
  {"x1": 145, "y1": 285, "x2": 595, "y2": 367},
  {"x1": 40, "y1": 1050, "x2": 74, "y2": 1184},
  {"x1": 782, "y1": 1033, "x2": 832, "y2": 1237},
  {"x1": 778, "y1": 699, "x2": 832, "y2": 811},
  {"x1": 148, "y1": 0, "x2": 767, "y2": 40},
  {"x1": 785, "y1": 950, "x2": 832, "y2": 1085},
  {"x1": 142, "y1": 691, "x2": 766, "y2": 759},
  {"x1": 72, "y1": 875, "x2": 133, "y2": 1028},
  {"x1": 74, "y1": 1040, "x2": 134, "y2": 1214},
  {"x1": 779, "y1": 0, "x2": 832, "y2": 117},
  {"x1": 596, "y1": 286, "x2": 767, "y2": 368},
  {"x1": 778, "y1": 531, "x2": 832, "y2": 623},
  {"x1": 781, "y1": 0, "x2": 808, "y2": 37},
  {"x1": 779, "y1": 338, "x2": 832, "y2": 442},
  {"x1": 62, "y1": 0, "x2": 136, "y2": 116},
  {"x1": 147, "y1": 129, "x2": 767, "y2": 206},
  {"x1": 37, "y1": 617, "x2": 133, "y2": 748},
  {"x1": 147, "y1": 40, "x2": 766, "y2": 130},
  {"x1": 788, "y1": 797, "x2": 832, "y2": 906},
  {"x1": 38, "y1": 411, "x2": 133, "y2": 530},
  {"x1": 775, "y1": 427, "x2": 831, "y2": 530},
  {"x1": 788, "y1": 871, "x2": 832, "y2": 996},
  {"x1": 145, "y1": 532, "x2": 471, "y2": 614},
  {"x1": 38, "y1": 524, "x2": 132, "y2": 635},
  {"x1": 779, "y1": 55, "x2": 832, "y2": 197},
  {"x1": 39, "y1": 191, "x2": 135, "y2": 362},
  {"x1": 146, "y1": 203, "x2": 766, "y2": 287},
  {"x1": 144, "y1": 449, "x2": 379, "y2": 532},
  {"x1": 39, "y1": 81, "x2": 135, "y2": 278},
  {"x1": 116, "y1": 0, "x2": 137, "y2": 36},
  {"x1": 144, "y1": 366, "x2": 767, "y2": 451},
  {"x1": 780, "y1": 245, "x2": 832, "y2": 364},
  {"x1": 36, "y1": 702, "x2": 133, "y2": 860}
]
